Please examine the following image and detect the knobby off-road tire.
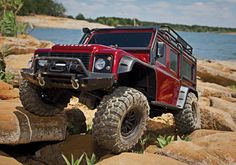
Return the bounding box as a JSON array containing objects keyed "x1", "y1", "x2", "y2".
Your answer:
[
  {"x1": 174, "y1": 92, "x2": 201, "y2": 134},
  {"x1": 92, "y1": 87, "x2": 149, "y2": 153},
  {"x1": 19, "y1": 80, "x2": 71, "y2": 116}
]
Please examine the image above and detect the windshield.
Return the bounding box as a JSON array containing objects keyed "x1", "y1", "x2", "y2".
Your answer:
[{"x1": 88, "y1": 32, "x2": 153, "y2": 48}]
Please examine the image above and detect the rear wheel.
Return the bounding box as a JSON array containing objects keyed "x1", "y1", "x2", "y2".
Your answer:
[
  {"x1": 174, "y1": 92, "x2": 201, "y2": 134},
  {"x1": 92, "y1": 87, "x2": 149, "y2": 153},
  {"x1": 19, "y1": 80, "x2": 71, "y2": 116}
]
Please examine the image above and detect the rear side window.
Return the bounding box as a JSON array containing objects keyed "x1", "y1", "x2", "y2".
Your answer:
[
  {"x1": 170, "y1": 50, "x2": 178, "y2": 72},
  {"x1": 157, "y1": 42, "x2": 166, "y2": 65},
  {"x1": 182, "y1": 58, "x2": 193, "y2": 80}
]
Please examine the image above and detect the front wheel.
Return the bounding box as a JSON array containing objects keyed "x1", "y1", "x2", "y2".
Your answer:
[
  {"x1": 174, "y1": 92, "x2": 201, "y2": 134},
  {"x1": 19, "y1": 80, "x2": 71, "y2": 116},
  {"x1": 92, "y1": 87, "x2": 149, "y2": 153}
]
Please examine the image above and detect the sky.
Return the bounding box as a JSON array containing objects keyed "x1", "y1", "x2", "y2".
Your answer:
[{"x1": 56, "y1": 0, "x2": 236, "y2": 28}]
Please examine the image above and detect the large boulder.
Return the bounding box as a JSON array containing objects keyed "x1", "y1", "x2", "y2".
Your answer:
[
  {"x1": 0, "y1": 151, "x2": 22, "y2": 165},
  {"x1": 147, "y1": 113, "x2": 176, "y2": 134},
  {"x1": 197, "y1": 60, "x2": 236, "y2": 86},
  {"x1": 35, "y1": 134, "x2": 98, "y2": 165},
  {"x1": 209, "y1": 97, "x2": 236, "y2": 122},
  {"x1": 0, "y1": 81, "x2": 19, "y2": 100},
  {"x1": 97, "y1": 153, "x2": 187, "y2": 165},
  {"x1": 0, "y1": 99, "x2": 67, "y2": 144},
  {"x1": 0, "y1": 35, "x2": 53, "y2": 55},
  {"x1": 200, "y1": 106, "x2": 236, "y2": 131},
  {"x1": 157, "y1": 130, "x2": 236, "y2": 165},
  {"x1": 197, "y1": 80, "x2": 234, "y2": 98}
]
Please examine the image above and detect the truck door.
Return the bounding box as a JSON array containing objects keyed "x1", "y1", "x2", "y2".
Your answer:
[{"x1": 155, "y1": 43, "x2": 180, "y2": 106}]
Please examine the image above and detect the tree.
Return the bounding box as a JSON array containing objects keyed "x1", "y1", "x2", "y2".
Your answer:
[
  {"x1": 0, "y1": 0, "x2": 23, "y2": 37},
  {"x1": 18, "y1": 0, "x2": 66, "y2": 16},
  {"x1": 75, "y1": 13, "x2": 85, "y2": 20}
]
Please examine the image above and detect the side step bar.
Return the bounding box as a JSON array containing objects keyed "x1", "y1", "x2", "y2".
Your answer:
[{"x1": 150, "y1": 101, "x2": 181, "y2": 111}]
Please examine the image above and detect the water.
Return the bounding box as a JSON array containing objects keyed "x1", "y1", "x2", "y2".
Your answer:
[{"x1": 30, "y1": 28, "x2": 236, "y2": 60}]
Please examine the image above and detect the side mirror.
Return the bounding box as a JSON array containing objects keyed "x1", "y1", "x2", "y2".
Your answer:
[
  {"x1": 82, "y1": 28, "x2": 91, "y2": 34},
  {"x1": 156, "y1": 42, "x2": 164, "y2": 58}
]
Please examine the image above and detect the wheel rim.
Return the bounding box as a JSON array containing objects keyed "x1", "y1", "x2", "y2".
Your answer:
[{"x1": 121, "y1": 108, "x2": 141, "y2": 138}]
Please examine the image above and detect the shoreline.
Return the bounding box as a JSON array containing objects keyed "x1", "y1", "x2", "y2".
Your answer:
[{"x1": 17, "y1": 15, "x2": 112, "y2": 30}]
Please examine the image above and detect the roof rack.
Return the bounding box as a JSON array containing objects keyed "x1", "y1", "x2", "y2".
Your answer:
[{"x1": 159, "y1": 25, "x2": 193, "y2": 55}]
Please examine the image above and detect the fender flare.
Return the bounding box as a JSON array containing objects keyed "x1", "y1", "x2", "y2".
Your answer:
[
  {"x1": 118, "y1": 56, "x2": 154, "y2": 74},
  {"x1": 176, "y1": 86, "x2": 198, "y2": 109}
]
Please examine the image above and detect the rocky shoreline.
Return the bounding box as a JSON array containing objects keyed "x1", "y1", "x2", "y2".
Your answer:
[{"x1": 0, "y1": 35, "x2": 236, "y2": 164}]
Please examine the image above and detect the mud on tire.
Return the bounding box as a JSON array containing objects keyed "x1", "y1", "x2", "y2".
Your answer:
[
  {"x1": 92, "y1": 87, "x2": 149, "y2": 153},
  {"x1": 19, "y1": 80, "x2": 71, "y2": 116},
  {"x1": 174, "y1": 92, "x2": 201, "y2": 134}
]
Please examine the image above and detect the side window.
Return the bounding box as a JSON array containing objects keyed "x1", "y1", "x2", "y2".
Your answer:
[
  {"x1": 182, "y1": 58, "x2": 193, "y2": 80},
  {"x1": 170, "y1": 50, "x2": 178, "y2": 72},
  {"x1": 157, "y1": 42, "x2": 166, "y2": 65}
]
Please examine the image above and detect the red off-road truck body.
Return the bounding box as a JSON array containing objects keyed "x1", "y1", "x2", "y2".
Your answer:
[{"x1": 20, "y1": 26, "x2": 200, "y2": 153}]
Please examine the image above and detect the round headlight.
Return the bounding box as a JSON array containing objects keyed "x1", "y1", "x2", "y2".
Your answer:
[
  {"x1": 95, "y1": 58, "x2": 106, "y2": 70},
  {"x1": 38, "y1": 60, "x2": 48, "y2": 67}
]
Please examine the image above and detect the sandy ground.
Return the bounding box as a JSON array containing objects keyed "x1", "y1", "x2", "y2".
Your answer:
[{"x1": 17, "y1": 15, "x2": 112, "y2": 29}]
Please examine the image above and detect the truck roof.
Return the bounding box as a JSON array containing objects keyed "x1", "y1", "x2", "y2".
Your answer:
[{"x1": 83, "y1": 25, "x2": 193, "y2": 57}]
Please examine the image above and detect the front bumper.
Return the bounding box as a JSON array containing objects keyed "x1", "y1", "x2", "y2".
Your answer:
[{"x1": 21, "y1": 56, "x2": 115, "y2": 91}]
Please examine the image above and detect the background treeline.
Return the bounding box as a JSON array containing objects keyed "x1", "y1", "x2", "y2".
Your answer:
[
  {"x1": 91, "y1": 16, "x2": 236, "y2": 33},
  {"x1": 15, "y1": 0, "x2": 236, "y2": 33},
  {"x1": 18, "y1": 0, "x2": 65, "y2": 16}
]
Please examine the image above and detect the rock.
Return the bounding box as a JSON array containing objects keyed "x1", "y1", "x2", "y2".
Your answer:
[
  {"x1": 197, "y1": 80, "x2": 234, "y2": 98},
  {"x1": 209, "y1": 97, "x2": 236, "y2": 123},
  {"x1": 189, "y1": 129, "x2": 228, "y2": 139},
  {"x1": 198, "y1": 97, "x2": 210, "y2": 106},
  {"x1": 147, "y1": 113, "x2": 176, "y2": 134},
  {"x1": 0, "y1": 80, "x2": 13, "y2": 90},
  {"x1": 144, "y1": 145, "x2": 160, "y2": 154},
  {"x1": 1, "y1": 35, "x2": 53, "y2": 55},
  {"x1": 97, "y1": 152, "x2": 187, "y2": 165},
  {"x1": 0, "y1": 151, "x2": 22, "y2": 165},
  {"x1": 0, "y1": 99, "x2": 67, "y2": 144},
  {"x1": 0, "y1": 81, "x2": 19, "y2": 100},
  {"x1": 200, "y1": 106, "x2": 236, "y2": 131},
  {"x1": 67, "y1": 97, "x2": 95, "y2": 126},
  {"x1": 5, "y1": 54, "x2": 32, "y2": 75},
  {"x1": 36, "y1": 134, "x2": 99, "y2": 165},
  {"x1": 0, "y1": 88, "x2": 19, "y2": 100},
  {"x1": 65, "y1": 108, "x2": 87, "y2": 135},
  {"x1": 197, "y1": 60, "x2": 236, "y2": 86},
  {"x1": 157, "y1": 130, "x2": 236, "y2": 165}
]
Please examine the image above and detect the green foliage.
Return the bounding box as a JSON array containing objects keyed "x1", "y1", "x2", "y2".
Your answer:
[
  {"x1": 62, "y1": 154, "x2": 84, "y2": 165},
  {"x1": 17, "y1": 22, "x2": 30, "y2": 34},
  {"x1": 1, "y1": 11, "x2": 17, "y2": 36},
  {"x1": 0, "y1": 0, "x2": 24, "y2": 37},
  {"x1": 62, "y1": 153, "x2": 96, "y2": 165},
  {"x1": 157, "y1": 135, "x2": 175, "y2": 148},
  {"x1": 138, "y1": 133, "x2": 153, "y2": 153},
  {"x1": 76, "y1": 13, "x2": 85, "y2": 20},
  {"x1": 0, "y1": 0, "x2": 23, "y2": 14},
  {"x1": 157, "y1": 135, "x2": 191, "y2": 148},
  {"x1": 18, "y1": 0, "x2": 66, "y2": 16},
  {"x1": 229, "y1": 85, "x2": 236, "y2": 90},
  {"x1": 85, "y1": 153, "x2": 96, "y2": 165},
  {"x1": 86, "y1": 123, "x2": 92, "y2": 134}
]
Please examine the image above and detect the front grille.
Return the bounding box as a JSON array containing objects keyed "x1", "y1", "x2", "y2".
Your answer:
[{"x1": 48, "y1": 52, "x2": 91, "y2": 69}]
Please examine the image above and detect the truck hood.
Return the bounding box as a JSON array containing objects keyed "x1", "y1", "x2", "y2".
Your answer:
[{"x1": 51, "y1": 44, "x2": 119, "y2": 53}]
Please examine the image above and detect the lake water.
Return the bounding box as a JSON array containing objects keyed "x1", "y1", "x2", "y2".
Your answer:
[{"x1": 30, "y1": 28, "x2": 236, "y2": 60}]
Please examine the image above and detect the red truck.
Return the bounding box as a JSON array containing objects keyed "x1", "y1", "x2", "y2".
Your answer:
[{"x1": 19, "y1": 26, "x2": 201, "y2": 153}]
